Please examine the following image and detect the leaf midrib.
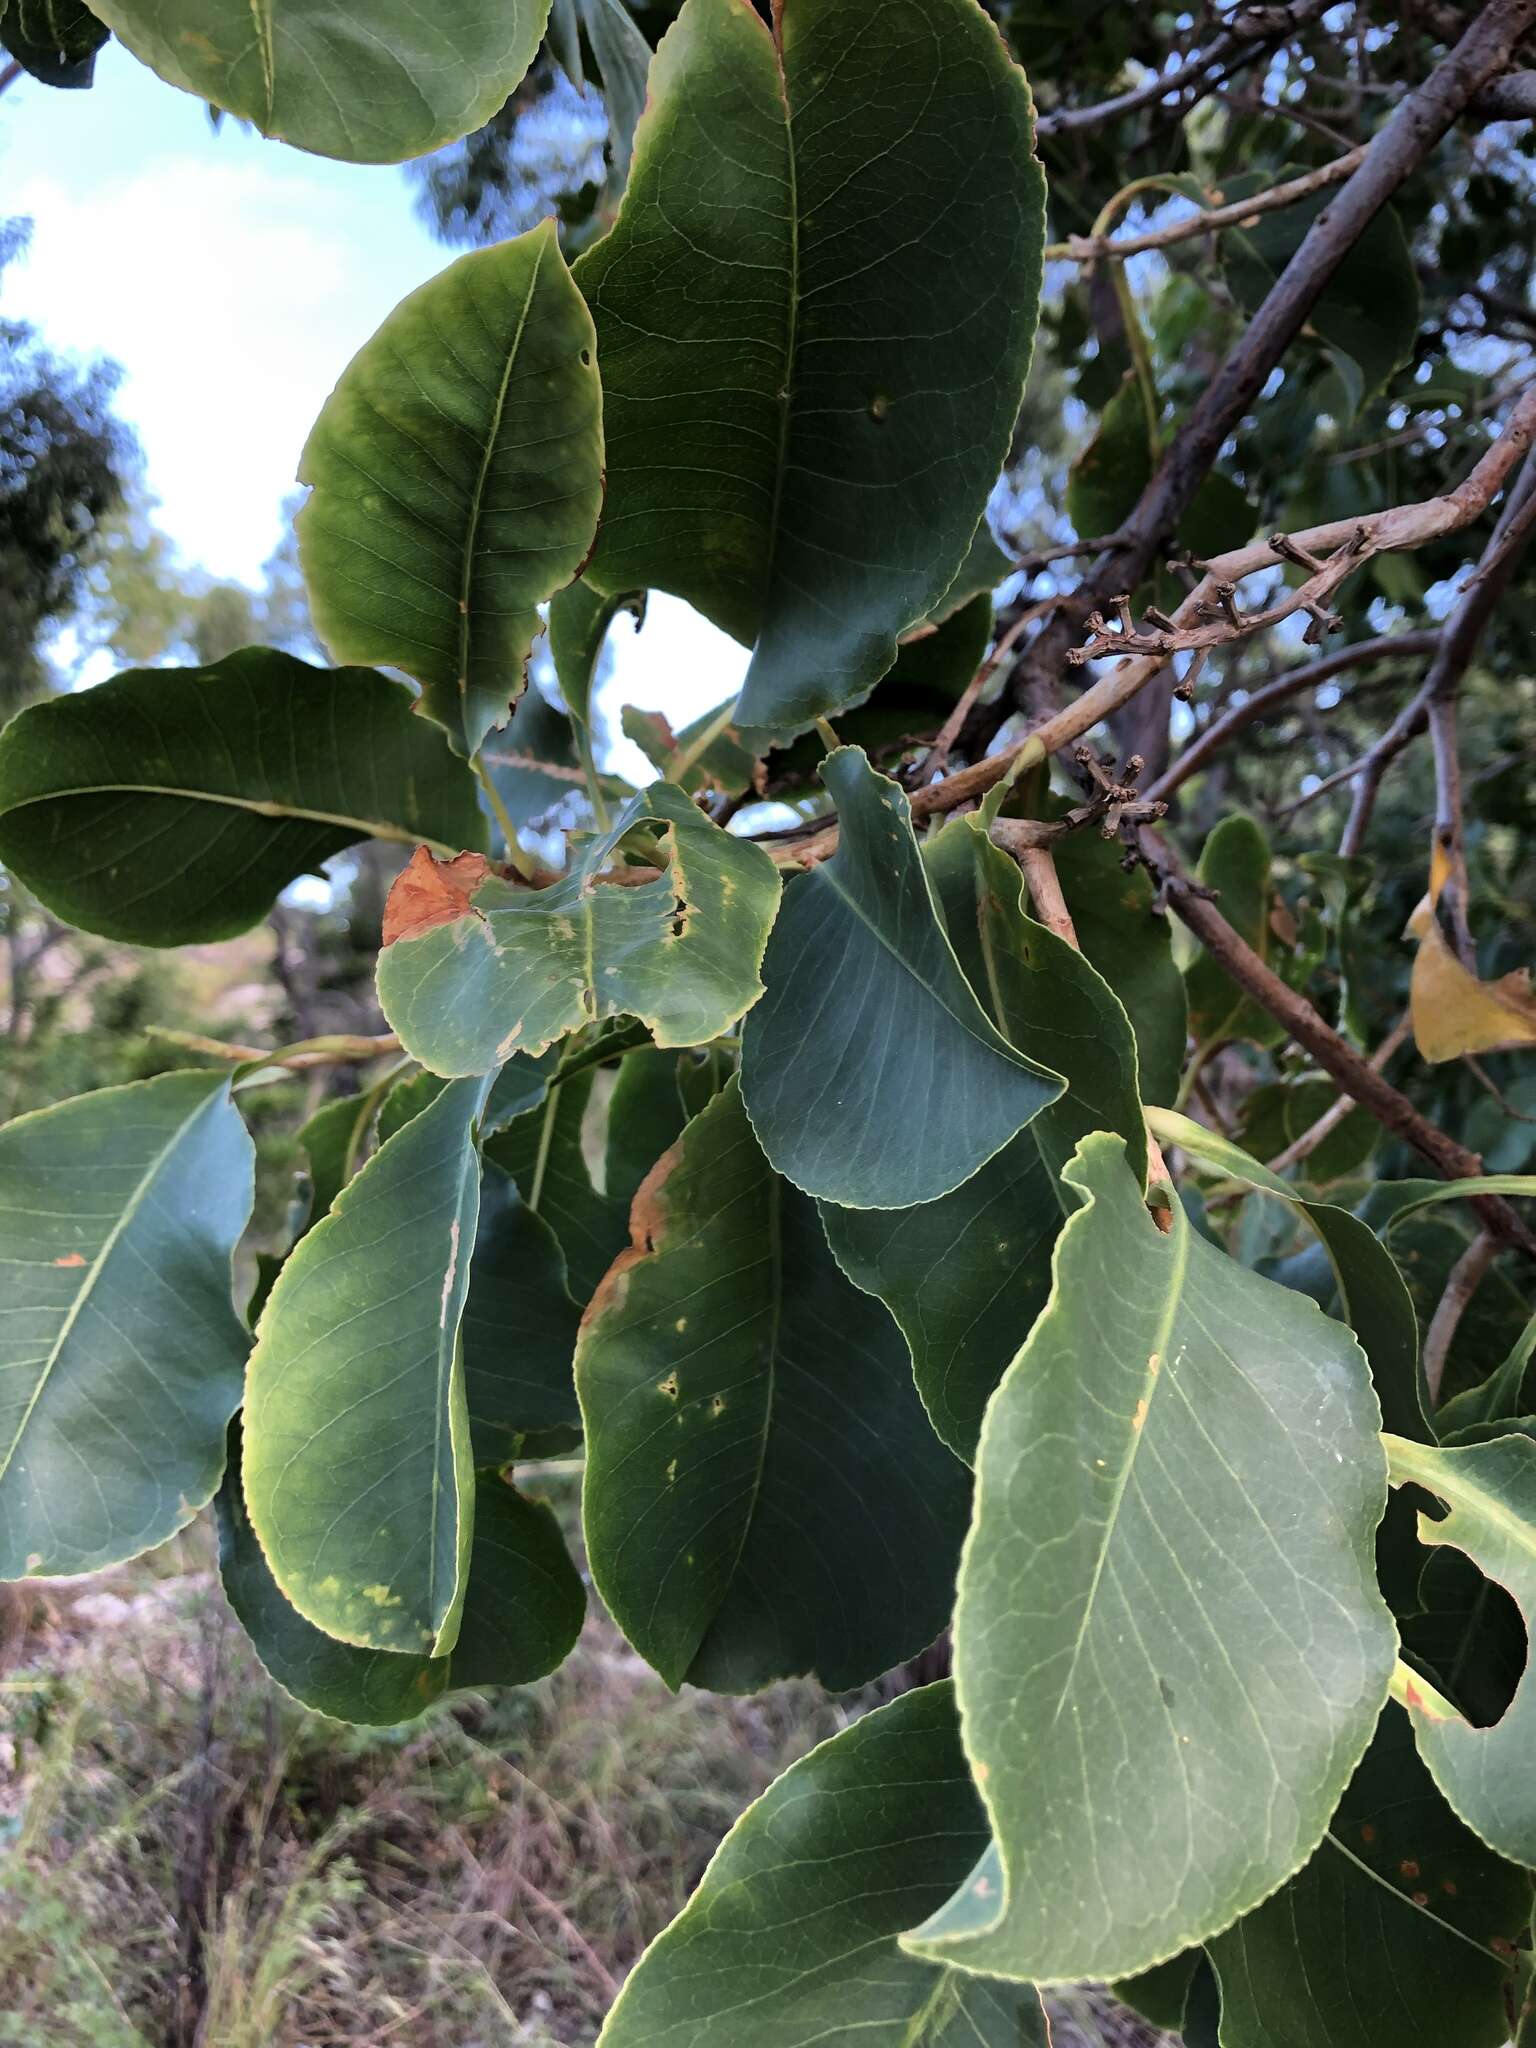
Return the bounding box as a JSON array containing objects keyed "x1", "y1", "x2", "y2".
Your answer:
[
  {"x1": 1047, "y1": 1200, "x2": 1191, "y2": 1727},
  {"x1": 457, "y1": 235, "x2": 547, "y2": 735},
  {"x1": 0, "y1": 1086, "x2": 216, "y2": 1490},
  {"x1": 815, "y1": 857, "x2": 1033, "y2": 1074},
  {"x1": 754, "y1": 6, "x2": 801, "y2": 624},
  {"x1": 2, "y1": 784, "x2": 461, "y2": 855}
]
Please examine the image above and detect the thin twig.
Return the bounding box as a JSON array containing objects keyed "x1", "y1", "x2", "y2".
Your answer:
[
  {"x1": 1265, "y1": 1015, "x2": 1412, "y2": 1175},
  {"x1": 1338, "y1": 443, "x2": 1536, "y2": 855},
  {"x1": 1138, "y1": 828, "x2": 1536, "y2": 1260},
  {"x1": 1045, "y1": 146, "x2": 1367, "y2": 264},
  {"x1": 761, "y1": 384, "x2": 1536, "y2": 871},
  {"x1": 149, "y1": 1027, "x2": 402, "y2": 1071},
  {"x1": 1146, "y1": 631, "x2": 1439, "y2": 803},
  {"x1": 1423, "y1": 1229, "x2": 1500, "y2": 1404},
  {"x1": 984, "y1": 0, "x2": 1536, "y2": 761}
]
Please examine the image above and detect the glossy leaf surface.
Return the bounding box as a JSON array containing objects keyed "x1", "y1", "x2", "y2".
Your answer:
[
  {"x1": 598, "y1": 1683, "x2": 1047, "y2": 2047},
  {"x1": 578, "y1": 1079, "x2": 971, "y2": 1692},
  {"x1": 220, "y1": 1442, "x2": 583, "y2": 1724},
  {"x1": 823, "y1": 812, "x2": 1144, "y2": 1457},
  {"x1": 905, "y1": 1133, "x2": 1394, "y2": 1982},
  {"x1": 299, "y1": 225, "x2": 603, "y2": 756},
  {"x1": 1053, "y1": 822, "x2": 1187, "y2": 1106},
  {"x1": 461, "y1": 1162, "x2": 582, "y2": 1456},
  {"x1": 1208, "y1": 1702, "x2": 1527, "y2": 2048},
  {"x1": 0, "y1": 653, "x2": 485, "y2": 944},
  {"x1": 243, "y1": 1076, "x2": 491, "y2": 1655},
  {"x1": 0, "y1": 1071, "x2": 253, "y2": 1578},
  {"x1": 741, "y1": 749, "x2": 1062, "y2": 1208},
  {"x1": 379, "y1": 781, "x2": 779, "y2": 1074},
  {"x1": 575, "y1": 0, "x2": 1044, "y2": 743},
  {"x1": 1186, "y1": 813, "x2": 1285, "y2": 1049},
  {"x1": 91, "y1": 0, "x2": 552, "y2": 162}
]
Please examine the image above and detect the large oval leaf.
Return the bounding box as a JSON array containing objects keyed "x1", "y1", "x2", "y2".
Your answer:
[
  {"x1": 378, "y1": 782, "x2": 780, "y2": 1074},
  {"x1": 903, "y1": 1131, "x2": 1394, "y2": 1983},
  {"x1": 243, "y1": 1076, "x2": 492, "y2": 1655},
  {"x1": 0, "y1": 652, "x2": 485, "y2": 945},
  {"x1": 578, "y1": 1078, "x2": 971, "y2": 1693},
  {"x1": 599, "y1": 1683, "x2": 1048, "y2": 2047},
  {"x1": 574, "y1": 0, "x2": 1044, "y2": 745},
  {"x1": 740, "y1": 748, "x2": 1062, "y2": 1208},
  {"x1": 220, "y1": 1437, "x2": 583, "y2": 1726},
  {"x1": 90, "y1": 0, "x2": 552, "y2": 163},
  {"x1": 822, "y1": 811, "x2": 1145, "y2": 1458},
  {"x1": 298, "y1": 224, "x2": 603, "y2": 757},
  {"x1": 1207, "y1": 1702, "x2": 1528, "y2": 2048},
  {"x1": 0, "y1": 1071, "x2": 253, "y2": 1579}
]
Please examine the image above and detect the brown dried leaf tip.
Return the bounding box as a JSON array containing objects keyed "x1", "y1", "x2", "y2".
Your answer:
[{"x1": 382, "y1": 848, "x2": 493, "y2": 947}]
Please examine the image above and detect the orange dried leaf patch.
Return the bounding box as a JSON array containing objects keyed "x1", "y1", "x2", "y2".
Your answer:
[
  {"x1": 382, "y1": 848, "x2": 492, "y2": 947},
  {"x1": 53, "y1": 1252, "x2": 87, "y2": 1268}
]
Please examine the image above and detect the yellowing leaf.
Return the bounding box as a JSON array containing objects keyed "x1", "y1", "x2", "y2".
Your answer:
[{"x1": 1408, "y1": 895, "x2": 1536, "y2": 1063}]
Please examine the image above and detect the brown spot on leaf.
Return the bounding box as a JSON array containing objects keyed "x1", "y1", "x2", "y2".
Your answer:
[
  {"x1": 1399, "y1": 1859, "x2": 1421, "y2": 1880},
  {"x1": 578, "y1": 1138, "x2": 684, "y2": 1335},
  {"x1": 1411, "y1": 1891, "x2": 1429, "y2": 1907},
  {"x1": 382, "y1": 847, "x2": 492, "y2": 946},
  {"x1": 1132, "y1": 1398, "x2": 1149, "y2": 1431},
  {"x1": 53, "y1": 1252, "x2": 87, "y2": 1268},
  {"x1": 1360, "y1": 1824, "x2": 1377, "y2": 1844}
]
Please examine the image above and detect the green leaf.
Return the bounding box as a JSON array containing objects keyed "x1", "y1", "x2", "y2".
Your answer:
[
  {"x1": 764, "y1": 594, "x2": 995, "y2": 799},
  {"x1": 243, "y1": 1076, "x2": 492, "y2": 1655},
  {"x1": 220, "y1": 1436, "x2": 583, "y2": 1724},
  {"x1": 486, "y1": 1065, "x2": 627, "y2": 1307},
  {"x1": 821, "y1": 811, "x2": 1145, "y2": 1459},
  {"x1": 574, "y1": 0, "x2": 1044, "y2": 745},
  {"x1": 295, "y1": 1095, "x2": 374, "y2": 1233},
  {"x1": 1052, "y1": 822, "x2": 1187, "y2": 1107},
  {"x1": 597, "y1": 1683, "x2": 1048, "y2": 2047},
  {"x1": 603, "y1": 1045, "x2": 691, "y2": 1209},
  {"x1": 1067, "y1": 373, "x2": 1155, "y2": 543},
  {"x1": 1439, "y1": 1314, "x2": 1536, "y2": 1440},
  {"x1": 0, "y1": 0, "x2": 106, "y2": 87},
  {"x1": 1225, "y1": 189, "x2": 1419, "y2": 415},
  {"x1": 298, "y1": 225, "x2": 604, "y2": 757},
  {"x1": 378, "y1": 781, "x2": 780, "y2": 1075},
  {"x1": 903, "y1": 1132, "x2": 1394, "y2": 1982},
  {"x1": 740, "y1": 748, "x2": 1062, "y2": 1208},
  {"x1": 1236, "y1": 1077, "x2": 1378, "y2": 1186},
  {"x1": 462, "y1": 1162, "x2": 582, "y2": 1456},
  {"x1": 935, "y1": 523, "x2": 1012, "y2": 622},
  {"x1": 1385, "y1": 1433, "x2": 1536, "y2": 1866},
  {"x1": 1067, "y1": 374, "x2": 1251, "y2": 565},
  {"x1": 621, "y1": 700, "x2": 759, "y2": 798},
  {"x1": 0, "y1": 1071, "x2": 254, "y2": 1580},
  {"x1": 548, "y1": 580, "x2": 646, "y2": 737},
  {"x1": 1186, "y1": 813, "x2": 1287, "y2": 1049},
  {"x1": 1208, "y1": 1703, "x2": 1528, "y2": 2048},
  {"x1": 577, "y1": 0, "x2": 652, "y2": 187},
  {"x1": 577, "y1": 1079, "x2": 972, "y2": 1692},
  {"x1": 90, "y1": 0, "x2": 552, "y2": 162},
  {"x1": 0, "y1": 652, "x2": 486, "y2": 946},
  {"x1": 1147, "y1": 1109, "x2": 1429, "y2": 1444}
]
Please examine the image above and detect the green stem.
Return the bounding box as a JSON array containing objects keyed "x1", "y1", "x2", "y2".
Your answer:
[
  {"x1": 663, "y1": 697, "x2": 740, "y2": 785},
  {"x1": 575, "y1": 719, "x2": 613, "y2": 831},
  {"x1": 475, "y1": 756, "x2": 537, "y2": 878}
]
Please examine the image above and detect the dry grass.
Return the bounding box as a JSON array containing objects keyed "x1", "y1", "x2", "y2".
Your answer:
[
  {"x1": 0, "y1": 1504, "x2": 847, "y2": 2047},
  {"x1": 0, "y1": 1500, "x2": 1171, "y2": 2048}
]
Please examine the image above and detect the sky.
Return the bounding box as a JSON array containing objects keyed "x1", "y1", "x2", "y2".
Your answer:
[{"x1": 0, "y1": 46, "x2": 745, "y2": 772}]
